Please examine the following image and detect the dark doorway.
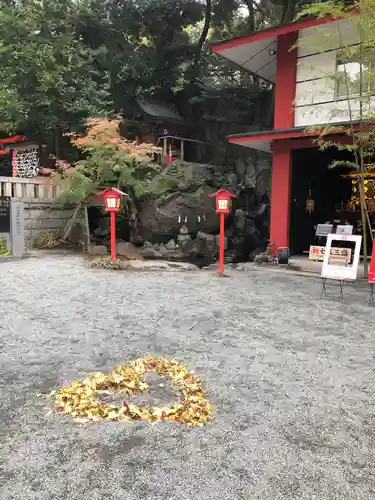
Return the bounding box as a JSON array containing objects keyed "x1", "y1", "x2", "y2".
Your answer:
[{"x1": 290, "y1": 147, "x2": 352, "y2": 255}]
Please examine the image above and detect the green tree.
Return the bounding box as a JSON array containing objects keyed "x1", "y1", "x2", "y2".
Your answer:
[
  {"x1": 54, "y1": 118, "x2": 183, "y2": 242},
  {"x1": 0, "y1": 0, "x2": 112, "y2": 152}
]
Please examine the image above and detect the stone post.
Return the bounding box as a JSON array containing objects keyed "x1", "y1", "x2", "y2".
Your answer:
[{"x1": 10, "y1": 200, "x2": 25, "y2": 257}]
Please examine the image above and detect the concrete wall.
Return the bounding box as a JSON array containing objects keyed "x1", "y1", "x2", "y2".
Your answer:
[
  {"x1": 0, "y1": 177, "x2": 84, "y2": 246},
  {"x1": 294, "y1": 17, "x2": 374, "y2": 127},
  {"x1": 24, "y1": 201, "x2": 78, "y2": 242}
]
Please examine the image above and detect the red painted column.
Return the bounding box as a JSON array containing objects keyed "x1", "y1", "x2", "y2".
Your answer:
[
  {"x1": 270, "y1": 144, "x2": 292, "y2": 248},
  {"x1": 274, "y1": 31, "x2": 298, "y2": 129},
  {"x1": 270, "y1": 31, "x2": 298, "y2": 248}
]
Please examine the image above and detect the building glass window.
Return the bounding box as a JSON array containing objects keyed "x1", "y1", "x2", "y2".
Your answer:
[{"x1": 336, "y1": 52, "x2": 371, "y2": 98}]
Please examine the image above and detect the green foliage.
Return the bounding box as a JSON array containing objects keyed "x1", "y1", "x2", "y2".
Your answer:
[
  {"x1": 0, "y1": 239, "x2": 10, "y2": 256},
  {"x1": 0, "y1": 0, "x2": 290, "y2": 142},
  {"x1": 53, "y1": 118, "x2": 192, "y2": 206},
  {"x1": 0, "y1": 0, "x2": 112, "y2": 138},
  {"x1": 53, "y1": 118, "x2": 231, "y2": 211}
]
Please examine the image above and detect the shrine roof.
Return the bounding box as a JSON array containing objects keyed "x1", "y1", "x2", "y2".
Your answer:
[{"x1": 210, "y1": 15, "x2": 345, "y2": 84}]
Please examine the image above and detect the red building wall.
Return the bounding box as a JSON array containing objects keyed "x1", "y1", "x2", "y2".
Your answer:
[{"x1": 270, "y1": 32, "x2": 298, "y2": 248}]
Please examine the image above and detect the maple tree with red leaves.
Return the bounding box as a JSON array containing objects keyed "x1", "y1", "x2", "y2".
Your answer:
[{"x1": 53, "y1": 118, "x2": 177, "y2": 242}]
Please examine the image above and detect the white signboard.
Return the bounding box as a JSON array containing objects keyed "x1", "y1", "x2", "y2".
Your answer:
[
  {"x1": 309, "y1": 245, "x2": 352, "y2": 262},
  {"x1": 321, "y1": 233, "x2": 362, "y2": 281}
]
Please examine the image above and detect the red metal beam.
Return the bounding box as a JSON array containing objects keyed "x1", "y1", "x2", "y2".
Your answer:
[
  {"x1": 0, "y1": 135, "x2": 24, "y2": 144},
  {"x1": 228, "y1": 123, "x2": 364, "y2": 147},
  {"x1": 210, "y1": 16, "x2": 342, "y2": 53}
]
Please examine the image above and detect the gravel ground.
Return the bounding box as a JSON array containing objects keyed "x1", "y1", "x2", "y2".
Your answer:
[{"x1": 1, "y1": 253, "x2": 375, "y2": 500}]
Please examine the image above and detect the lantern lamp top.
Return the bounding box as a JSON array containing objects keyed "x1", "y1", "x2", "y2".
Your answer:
[
  {"x1": 97, "y1": 187, "x2": 127, "y2": 198},
  {"x1": 97, "y1": 187, "x2": 127, "y2": 213},
  {"x1": 208, "y1": 187, "x2": 237, "y2": 200}
]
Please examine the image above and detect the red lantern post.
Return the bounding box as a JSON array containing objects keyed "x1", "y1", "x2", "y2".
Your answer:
[
  {"x1": 209, "y1": 188, "x2": 236, "y2": 274},
  {"x1": 98, "y1": 187, "x2": 126, "y2": 260},
  {"x1": 168, "y1": 145, "x2": 173, "y2": 165}
]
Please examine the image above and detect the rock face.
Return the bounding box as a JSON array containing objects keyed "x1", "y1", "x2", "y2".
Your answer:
[
  {"x1": 87, "y1": 158, "x2": 271, "y2": 263},
  {"x1": 195, "y1": 232, "x2": 216, "y2": 259},
  {"x1": 88, "y1": 245, "x2": 108, "y2": 255},
  {"x1": 138, "y1": 158, "x2": 271, "y2": 260},
  {"x1": 139, "y1": 163, "x2": 221, "y2": 243},
  {"x1": 140, "y1": 187, "x2": 219, "y2": 243},
  {"x1": 116, "y1": 241, "x2": 144, "y2": 260}
]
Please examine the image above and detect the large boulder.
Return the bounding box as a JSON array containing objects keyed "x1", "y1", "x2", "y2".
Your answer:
[
  {"x1": 116, "y1": 241, "x2": 144, "y2": 260},
  {"x1": 88, "y1": 245, "x2": 108, "y2": 255},
  {"x1": 195, "y1": 231, "x2": 216, "y2": 258},
  {"x1": 139, "y1": 186, "x2": 219, "y2": 243},
  {"x1": 235, "y1": 157, "x2": 271, "y2": 197},
  {"x1": 165, "y1": 239, "x2": 177, "y2": 250},
  {"x1": 215, "y1": 233, "x2": 228, "y2": 251},
  {"x1": 177, "y1": 233, "x2": 196, "y2": 258}
]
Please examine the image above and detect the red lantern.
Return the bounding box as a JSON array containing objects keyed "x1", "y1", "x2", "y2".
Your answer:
[
  {"x1": 209, "y1": 188, "x2": 236, "y2": 274},
  {"x1": 98, "y1": 188, "x2": 122, "y2": 213},
  {"x1": 97, "y1": 187, "x2": 126, "y2": 260},
  {"x1": 209, "y1": 188, "x2": 236, "y2": 215}
]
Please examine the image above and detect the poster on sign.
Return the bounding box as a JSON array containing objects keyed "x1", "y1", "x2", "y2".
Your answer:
[
  {"x1": 321, "y1": 233, "x2": 362, "y2": 281},
  {"x1": 368, "y1": 244, "x2": 375, "y2": 283}
]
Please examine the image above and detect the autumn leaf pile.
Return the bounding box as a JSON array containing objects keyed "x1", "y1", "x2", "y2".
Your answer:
[
  {"x1": 89, "y1": 257, "x2": 130, "y2": 270},
  {"x1": 54, "y1": 356, "x2": 212, "y2": 426}
]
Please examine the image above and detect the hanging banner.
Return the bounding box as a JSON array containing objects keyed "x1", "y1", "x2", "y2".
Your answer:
[
  {"x1": 368, "y1": 244, "x2": 375, "y2": 283},
  {"x1": 321, "y1": 233, "x2": 362, "y2": 281}
]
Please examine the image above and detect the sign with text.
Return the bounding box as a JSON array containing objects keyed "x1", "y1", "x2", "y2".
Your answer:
[
  {"x1": 0, "y1": 196, "x2": 10, "y2": 233},
  {"x1": 309, "y1": 245, "x2": 352, "y2": 262},
  {"x1": 322, "y1": 234, "x2": 362, "y2": 281},
  {"x1": 10, "y1": 201, "x2": 25, "y2": 257},
  {"x1": 368, "y1": 244, "x2": 375, "y2": 283}
]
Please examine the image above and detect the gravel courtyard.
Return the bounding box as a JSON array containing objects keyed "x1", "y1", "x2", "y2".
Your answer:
[{"x1": 1, "y1": 253, "x2": 375, "y2": 500}]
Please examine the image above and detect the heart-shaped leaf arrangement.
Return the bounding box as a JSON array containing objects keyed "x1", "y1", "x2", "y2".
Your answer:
[{"x1": 54, "y1": 355, "x2": 212, "y2": 426}]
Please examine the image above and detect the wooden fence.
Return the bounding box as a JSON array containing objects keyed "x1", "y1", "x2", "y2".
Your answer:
[{"x1": 0, "y1": 176, "x2": 60, "y2": 201}]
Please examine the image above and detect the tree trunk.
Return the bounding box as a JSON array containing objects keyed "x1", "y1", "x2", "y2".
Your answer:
[
  {"x1": 61, "y1": 202, "x2": 83, "y2": 242},
  {"x1": 243, "y1": 0, "x2": 255, "y2": 32},
  {"x1": 193, "y1": 0, "x2": 212, "y2": 68},
  {"x1": 54, "y1": 128, "x2": 60, "y2": 158},
  {"x1": 127, "y1": 198, "x2": 143, "y2": 244},
  {"x1": 281, "y1": 0, "x2": 297, "y2": 24},
  {"x1": 83, "y1": 203, "x2": 91, "y2": 252}
]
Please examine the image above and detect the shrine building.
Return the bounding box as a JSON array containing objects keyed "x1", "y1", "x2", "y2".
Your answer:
[{"x1": 210, "y1": 14, "x2": 374, "y2": 256}]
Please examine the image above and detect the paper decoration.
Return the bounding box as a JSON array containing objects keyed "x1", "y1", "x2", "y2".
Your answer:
[{"x1": 12, "y1": 148, "x2": 40, "y2": 178}]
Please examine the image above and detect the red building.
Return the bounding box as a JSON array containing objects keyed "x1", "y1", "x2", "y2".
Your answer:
[{"x1": 211, "y1": 14, "x2": 370, "y2": 255}]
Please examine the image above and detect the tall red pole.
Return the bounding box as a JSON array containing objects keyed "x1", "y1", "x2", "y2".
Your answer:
[
  {"x1": 219, "y1": 212, "x2": 225, "y2": 274},
  {"x1": 110, "y1": 211, "x2": 116, "y2": 261}
]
